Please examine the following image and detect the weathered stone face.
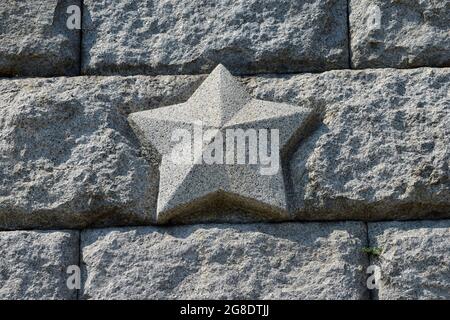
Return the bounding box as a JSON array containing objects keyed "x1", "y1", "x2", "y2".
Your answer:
[
  {"x1": 80, "y1": 222, "x2": 369, "y2": 300},
  {"x1": 368, "y1": 220, "x2": 450, "y2": 300},
  {"x1": 0, "y1": 68, "x2": 449, "y2": 229},
  {"x1": 0, "y1": 0, "x2": 449, "y2": 302},
  {"x1": 81, "y1": 0, "x2": 349, "y2": 75},
  {"x1": 0, "y1": 230, "x2": 79, "y2": 300},
  {"x1": 247, "y1": 67, "x2": 450, "y2": 220},
  {"x1": 350, "y1": 0, "x2": 450, "y2": 68},
  {"x1": 0, "y1": 0, "x2": 81, "y2": 77},
  {"x1": 0, "y1": 75, "x2": 203, "y2": 229}
]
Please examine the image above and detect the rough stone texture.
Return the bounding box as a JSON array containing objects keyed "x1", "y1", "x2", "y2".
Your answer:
[
  {"x1": 246, "y1": 67, "x2": 450, "y2": 220},
  {"x1": 0, "y1": 0, "x2": 81, "y2": 77},
  {"x1": 0, "y1": 230, "x2": 79, "y2": 300},
  {"x1": 129, "y1": 65, "x2": 315, "y2": 223},
  {"x1": 350, "y1": 0, "x2": 450, "y2": 69},
  {"x1": 0, "y1": 75, "x2": 203, "y2": 230},
  {"x1": 82, "y1": 0, "x2": 349, "y2": 75},
  {"x1": 1, "y1": 68, "x2": 449, "y2": 228},
  {"x1": 368, "y1": 220, "x2": 450, "y2": 300},
  {"x1": 81, "y1": 222, "x2": 368, "y2": 300}
]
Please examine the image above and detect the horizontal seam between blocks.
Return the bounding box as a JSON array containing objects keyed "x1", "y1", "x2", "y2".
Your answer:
[
  {"x1": 1, "y1": 218, "x2": 450, "y2": 233},
  {"x1": 1, "y1": 65, "x2": 450, "y2": 81}
]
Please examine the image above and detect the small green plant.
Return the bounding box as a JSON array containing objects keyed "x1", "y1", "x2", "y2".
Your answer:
[{"x1": 362, "y1": 247, "x2": 382, "y2": 257}]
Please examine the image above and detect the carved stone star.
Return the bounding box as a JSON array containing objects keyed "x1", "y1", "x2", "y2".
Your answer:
[{"x1": 129, "y1": 64, "x2": 313, "y2": 223}]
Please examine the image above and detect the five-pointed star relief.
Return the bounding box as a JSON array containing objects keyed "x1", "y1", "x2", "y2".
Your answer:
[{"x1": 129, "y1": 64, "x2": 313, "y2": 223}]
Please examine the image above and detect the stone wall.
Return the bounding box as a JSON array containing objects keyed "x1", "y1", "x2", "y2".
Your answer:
[{"x1": 0, "y1": 0, "x2": 449, "y2": 300}]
